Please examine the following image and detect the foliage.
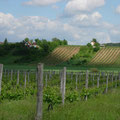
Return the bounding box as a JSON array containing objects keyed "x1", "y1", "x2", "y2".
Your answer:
[
  {"x1": 65, "y1": 46, "x2": 95, "y2": 66},
  {"x1": 0, "y1": 81, "x2": 37, "y2": 102},
  {"x1": 1, "y1": 88, "x2": 120, "y2": 120},
  {"x1": 66, "y1": 90, "x2": 79, "y2": 102},
  {"x1": 0, "y1": 37, "x2": 68, "y2": 64},
  {"x1": 90, "y1": 68, "x2": 99, "y2": 72},
  {"x1": 43, "y1": 86, "x2": 61, "y2": 105}
]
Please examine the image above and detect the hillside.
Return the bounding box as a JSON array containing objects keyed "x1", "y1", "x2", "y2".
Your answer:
[
  {"x1": 42, "y1": 46, "x2": 80, "y2": 65},
  {"x1": 89, "y1": 47, "x2": 120, "y2": 66},
  {"x1": 0, "y1": 38, "x2": 68, "y2": 65}
]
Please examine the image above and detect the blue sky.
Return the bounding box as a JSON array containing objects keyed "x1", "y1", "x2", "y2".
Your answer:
[{"x1": 0, "y1": 0, "x2": 120, "y2": 44}]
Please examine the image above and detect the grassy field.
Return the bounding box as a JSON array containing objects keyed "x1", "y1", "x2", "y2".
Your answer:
[
  {"x1": 0, "y1": 88, "x2": 120, "y2": 120},
  {"x1": 3, "y1": 64, "x2": 120, "y2": 72}
]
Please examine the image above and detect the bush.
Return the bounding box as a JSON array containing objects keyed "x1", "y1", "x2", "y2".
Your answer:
[
  {"x1": 90, "y1": 68, "x2": 99, "y2": 73},
  {"x1": 66, "y1": 90, "x2": 79, "y2": 102}
]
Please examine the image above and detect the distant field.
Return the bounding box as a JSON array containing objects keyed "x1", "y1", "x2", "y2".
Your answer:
[
  {"x1": 89, "y1": 47, "x2": 120, "y2": 66},
  {"x1": 42, "y1": 46, "x2": 80, "y2": 65},
  {"x1": 1, "y1": 46, "x2": 120, "y2": 72}
]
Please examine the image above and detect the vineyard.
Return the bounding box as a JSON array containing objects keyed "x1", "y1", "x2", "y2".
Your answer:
[
  {"x1": 89, "y1": 47, "x2": 120, "y2": 66},
  {"x1": 42, "y1": 46, "x2": 80, "y2": 65}
]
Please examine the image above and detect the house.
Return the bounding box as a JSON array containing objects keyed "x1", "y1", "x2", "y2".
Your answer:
[
  {"x1": 25, "y1": 41, "x2": 39, "y2": 48},
  {"x1": 91, "y1": 41, "x2": 95, "y2": 46},
  {"x1": 0, "y1": 42, "x2": 3, "y2": 45},
  {"x1": 90, "y1": 41, "x2": 96, "y2": 48}
]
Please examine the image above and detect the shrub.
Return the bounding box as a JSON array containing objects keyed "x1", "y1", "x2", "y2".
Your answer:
[{"x1": 90, "y1": 68, "x2": 99, "y2": 73}]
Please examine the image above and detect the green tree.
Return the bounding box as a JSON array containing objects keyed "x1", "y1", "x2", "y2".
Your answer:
[
  {"x1": 4, "y1": 38, "x2": 8, "y2": 45},
  {"x1": 92, "y1": 38, "x2": 97, "y2": 43},
  {"x1": 63, "y1": 39, "x2": 68, "y2": 45},
  {"x1": 24, "y1": 38, "x2": 29, "y2": 42},
  {"x1": 93, "y1": 42, "x2": 100, "y2": 52}
]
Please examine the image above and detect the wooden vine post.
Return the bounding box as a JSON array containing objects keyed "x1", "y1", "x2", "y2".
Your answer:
[
  {"x1": 115, "y1": 75, "x2": 117, "y2": 88},
  {"x1": 24, "y1": 72, "x2": 27, "y2": 89},
  {"x1": 85, "y1": 70, "x2": 89, "y2": 101},
  {"x1": 0, "y1": 64, "x2": 3, "y2": 95},
  {"x1": 36, "y1": 63, "x2": 43, "y2": 120},
  {"x1": 60, "y1": 70, "x2": 63, "y2": 93},
  {"x1": 118, "y1": 72, "x2": 120, "y2": 86},
  {"x1": 62, "y1": 67, "x2": 66, "y2": 105},
  {"x1": 97, "y1": 73, "x2": 100, "y2": 88},
  {"x1": 17, "y1": 70, "x2": 19, "y2": 85},
  {"x1": 11, "y1": 70, "x2": 13, "y2": 81},
  {"x1": 112, "y1": 72, "x2": 114, "y2": 88},
  {"x1": 76, "y1": 73, "x2": 78, "y2": 90},
  {"x1": 28, "y1": 71, "x2": 30, "y2": 83},
  {"x1": 45, "y1": 72, "x2": 48, "y2": 87},
  {"x1": 105, "y1": 73, "x2": 109, "y2": 93}
]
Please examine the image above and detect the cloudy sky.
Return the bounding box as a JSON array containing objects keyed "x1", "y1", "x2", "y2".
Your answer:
[{"x1": 0, "y1": 0, "x2": 120, "y2": 45}]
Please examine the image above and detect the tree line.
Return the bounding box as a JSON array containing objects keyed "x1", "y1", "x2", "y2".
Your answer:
[{"x1": 0, "y1": 38, "x2": 68, "y2": 64}]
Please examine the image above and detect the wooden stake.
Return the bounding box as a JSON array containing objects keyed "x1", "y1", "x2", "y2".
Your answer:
[
  {"x1": 62, "y1": 67, "x2": 66, "y2": 105},
  {"x1": 85, "y1": 70, "x2": 89, "y2": 101},
  {"x1": 36, "y1": 63, "x2": 43, "y2": 120},
  {"x1": 45, "y1": 72, "x2": 48, "y2": 87},
  {"x1": 17, "y1": 70, "x2": 19, "y2": 85},
  {"x1": 24, "y1": 72, "x2": 27, "y2": 89},
  {"x1": 97, "y1": 73, "x2": 100, "y2": 88},
  {"x1": 105, "y1": 73, "x2": 109, "y2": 93},
  {"x1": 0, "y1": 64, "x2": 3, "y2": 95},
  {"x1": 76, "y1": 73, "x2": 78, "y2": 90},
  {"x1": 115, "y1": 75, "x2": 117, "y2": 88},
  {"x1": 11, "y1": 70, "x2": 13, "y2": 81}
]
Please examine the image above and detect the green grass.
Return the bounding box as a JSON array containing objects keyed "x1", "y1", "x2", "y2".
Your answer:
[
  {"x1": 0, "y1": 88, "x2": 120, "y2": 120},
  {"x1": 3, "y1": 64, "x2": 120, "y2": 72}
]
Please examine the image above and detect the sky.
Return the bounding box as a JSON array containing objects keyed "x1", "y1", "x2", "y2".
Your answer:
[{"x1": 0, "y1": 0, "x2": 120, "y2": 45}]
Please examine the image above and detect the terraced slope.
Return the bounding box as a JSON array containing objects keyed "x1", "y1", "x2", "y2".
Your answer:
[
  {"x1": 89, "y1": 47, "x2": 120, "y2": 66},
  {"x1": 43, "y1": 46, "x2": 80, "y2": 65}
]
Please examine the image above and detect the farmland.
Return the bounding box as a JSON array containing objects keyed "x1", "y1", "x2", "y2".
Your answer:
[
  {"x1": 42, "y1": 46, "x2": 80, "y2": 65},
  {"x1": 89, "y1": 47, "x2": 120, "y2": 66},
  {"x1": 0, "y1": 64, "x2": 120, "y2": 119},
  {"x1": 1, "y1": 88, "x2": 120, "y2": 120},
  {"x1": 0, "y1": 42, "x2": 120, "y2": 120}
]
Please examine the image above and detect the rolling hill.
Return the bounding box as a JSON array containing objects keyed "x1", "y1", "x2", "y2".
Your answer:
[
  {"x1": 42, "y1": 46, "x2": 80, "y2": 65},
  {"x1": 89, "y1": 47, "x2": 120, "y2": 66}
]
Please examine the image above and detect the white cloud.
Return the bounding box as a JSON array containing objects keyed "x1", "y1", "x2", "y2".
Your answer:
[
  {"x1": 91, "y1": 12, "x2": 102, "y2": 20},
  {"x1": 111, "y1": 29, "x2": 120, "y2": 35},
  {"x1": 23, "y1": 0, "x2": 62, "y2": 6},
  {"x1": 116, "y1": 5, "x2": 120, "y2": 14},
  {"x1": 0, "y1": 12, "x2": 119, "y2": 44},
  {"x1": 70, "y1": 12, "x2": 102, "y2": 27},
  {"x1": 95, "y1": 32, "x2": 111, "y2": 43},
  {"x1": 65, "y1": 0, "x2": 105, "y2": 14}
]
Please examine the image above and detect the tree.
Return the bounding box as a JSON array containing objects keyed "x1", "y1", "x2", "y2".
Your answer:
[
  {"x1": 4, "y1": 38, "x2": 8, "y2": 45},
  {"x1": 92, "y1": 38, "x2": 97, "y2": 43},
  {"x1": 87, "y1": 38, "x2": 100, "y2": 52},
  {"x1": 63, "y1": 39, "x2": 68, "y2": 45},
  {"x1": 93, "y1": 42, "x2": 100, "y2": 52},
  {"x1": 24, "y1": 38, "x2": 29, "y2": 42},
  {"x1": 87, "y1": 43, "x2": 92, "y2": 47}
]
